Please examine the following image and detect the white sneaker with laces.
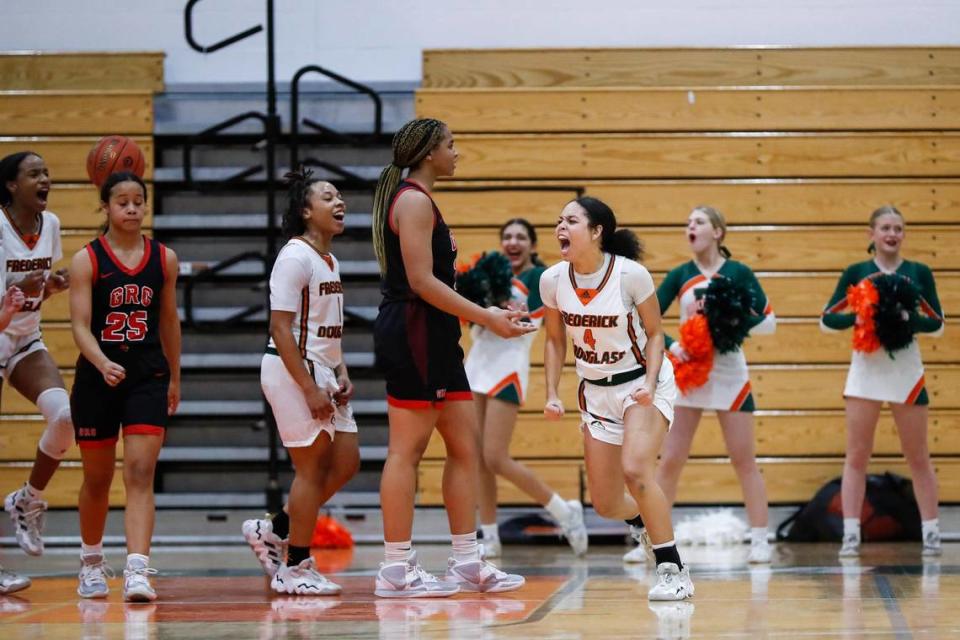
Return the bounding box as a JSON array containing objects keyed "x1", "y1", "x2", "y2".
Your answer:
[
  {"x1": 375, "y1": 551, "x2": 460, "y2": 598},
  {"x1": 558, "y1": 500, "x2": 589, "y2": 557},
  {"x1": 271, "y1": 557, "x2": 341, "y2": 595},
  {"x1": 242, "y1": 517, "x2": 287, "y2": 576},
  {"x1": 4, "y1": 485, "x2": 47, "y2": 556},
  {"x1": 922, "y1": 529, "x2": 942, "y2": 557},
  {"x1": 444, "y1": 555, "x2": 525, "y2": 593},
  {"x1": 0, "y1": 566, "x2": 30, "y2": 594},
  {"x1": 481, "y1": 538, "x2": 502, "y2": 559},
  {"x1": 838, "y1": 534, "x2": 861, "y2": 558},
  {"x1": 77, "y1": 555, "x2": 114, "y2": 598},
  {"x1": 648, "y1": 563, "x2": 694, "y2": 601},
  {"x1": 123, "y1": 565, "x2": 158, "y2": 602},
  {"x1": 623, "y1": 525, "x2": 654, "y2": 564},
  {"x1": 748, "y1": 540, "x2": 773, "y2": 564}
]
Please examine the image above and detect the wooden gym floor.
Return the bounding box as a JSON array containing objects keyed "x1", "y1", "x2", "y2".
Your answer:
[{"x1": 1, "y1": 541, "x2": 957, "y2": 639}]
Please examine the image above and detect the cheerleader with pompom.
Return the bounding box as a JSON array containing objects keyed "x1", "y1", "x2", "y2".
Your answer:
[
  {"x1": 458, "y1": 219, "x2": 589, "y2": 558},
  {"x1": 643, "y1": 206, "x2": 776, "y2": 565},
  {"x1": 821, "y1": 206, "x2": 944, "y2": 559}
]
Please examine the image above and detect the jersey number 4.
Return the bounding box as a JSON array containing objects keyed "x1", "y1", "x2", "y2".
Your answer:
[
  {"x1": 583, "y1": 328, "x2": 597, "y2": 350},
  {"x1": 102, "y1": 311, "x2": 148, "y2": 342}
]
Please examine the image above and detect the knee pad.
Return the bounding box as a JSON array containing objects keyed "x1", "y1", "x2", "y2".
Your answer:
[{"x1": 36, "y1": 387, "x2": 73, "y2": 460}]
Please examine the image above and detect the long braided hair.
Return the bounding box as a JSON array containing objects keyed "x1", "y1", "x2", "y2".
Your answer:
[{"x1": 371, "y1": 118, "x2": 447, "y2": 274}]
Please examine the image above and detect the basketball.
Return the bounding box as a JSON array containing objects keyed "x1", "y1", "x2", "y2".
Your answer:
[{"x1": 85, "y1": 135, "x2": 146, "y2": 187}]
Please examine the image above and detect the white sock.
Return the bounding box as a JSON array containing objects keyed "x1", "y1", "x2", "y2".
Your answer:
[
  {"x1": 81, "y1": 542, "x2": 103, "y2": 561},
  {"x1": 480, "y1": 523, "x2": 499, "y2": 542},
  {"x1": 751, "y1": 527, "x2": 768, "y2": 545},
  {"x1": 126, "y1": 553, "x2": 149, "y2": 570},
  {"x1": 451, "y1": 532, "x2": 480, "y2": 562},
  {"x1": 843, "y1": 518, "x2": 861, "y2": 541},
  {"x1": 384, "y1": 540, "x2": 412, "y2": 564},
  {"x1": 24, "y1": 482, "x2": 42, "y2": 501},
  {"x1": 544, "y1": 494, "x2": 572, "y2": 522},
  {"x1": 922, "y1": 518, "x2": 940, "y2": 539}
]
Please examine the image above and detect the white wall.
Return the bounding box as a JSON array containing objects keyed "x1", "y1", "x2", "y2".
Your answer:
[{"x1": 6, "y1": 0, "x2": 960, "y2": 85}]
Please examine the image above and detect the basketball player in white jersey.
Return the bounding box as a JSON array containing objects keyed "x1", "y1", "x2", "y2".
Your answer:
[
  {"x1": 0, "y1": 152, "x2": 72, "y2": 558},
  {"x1": 541, "y1": 197, "x2": 693, "y2": 601},
  {"x1": 0, "y1": 193, "x2": 28, "y2": 592},
  {"x1": 243, "y1": 170, "x2": 359, "y2": 596}
]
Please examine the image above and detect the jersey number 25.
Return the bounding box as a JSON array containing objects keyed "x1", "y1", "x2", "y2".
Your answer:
[{"x1": 102, "y1": 311, "x2": 148, "y2": 342}]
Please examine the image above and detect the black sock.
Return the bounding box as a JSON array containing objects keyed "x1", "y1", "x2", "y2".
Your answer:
[
  {"x1": 625, "y1": 514, "x2": 645, "y2": 529},
  {"x1": 271, "y1": 510, "x2": 290, "y2": 539},
  {"x1": 287, "y1": 545, "x2": 311, "y2": 567},
  {"x1": 652, "y1": 543, "x2": 683, "y2": 569}
]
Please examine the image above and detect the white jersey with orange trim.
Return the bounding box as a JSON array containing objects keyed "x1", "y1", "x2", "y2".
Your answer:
[
  {"x1": 464, "y1": 265, "x2": 546, "y2": 403},
  {"x1": 1, "y1": 210, "x2": 62, "y2": 336},
  {"x1": 543, "y1": 253, "x2": 653, "y2": 381},
  {"x1": 266, "y1": 237, "x2": 344, "y2": 369}
]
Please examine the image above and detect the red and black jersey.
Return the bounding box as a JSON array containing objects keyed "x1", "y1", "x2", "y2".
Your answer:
[
  {"x1": 84, "y1": 235, "x2": 168, "y2": 354},
  {"x1": 379, "y1": 180, "x2": 458, "y2": 302}
]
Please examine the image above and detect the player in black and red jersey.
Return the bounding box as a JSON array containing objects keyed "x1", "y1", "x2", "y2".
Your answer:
[{"x1": 68, "y1": 172, "x2": 180, "y2": 603}]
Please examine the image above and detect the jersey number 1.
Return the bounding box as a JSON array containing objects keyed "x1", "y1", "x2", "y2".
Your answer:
[{"x1": 102, "y1": 311, "x2": 148, "y2": 342}]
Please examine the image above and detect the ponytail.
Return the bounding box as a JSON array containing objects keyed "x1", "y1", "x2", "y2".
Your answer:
[
  {"x1": 719, "y1": 245, "x2": 732, "y2": 259},
  {"x1": 604, "y1": 228, "x2": 644, "y2": 261},
  {"x1": 371, "y1": 163, "x2": 404, "y2": 274},
  {"x1": 575, "y1": 196, "x2": 644, "y2": 262},
  {"x1": 372, "y1": 119, "x2": 447, "y2": 274}
]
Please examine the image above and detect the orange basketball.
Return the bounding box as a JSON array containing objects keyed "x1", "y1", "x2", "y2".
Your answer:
[{"x1": 86, "y1": 135, "x2": 146, "y2": 187}]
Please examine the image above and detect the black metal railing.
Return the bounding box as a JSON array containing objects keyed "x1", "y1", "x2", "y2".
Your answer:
[
  {"x1": 290, "y1": 64, "x2": 384, "y2": 169},
  {"x1": 184, "y1": 0, "x2": 264, "y2": 53},
  {"x1": 182, "y1": 251, "x2": 268, "y2": 331},
  {"x1": 182, "y1": 0, "x2": 283, "y2": 512}
]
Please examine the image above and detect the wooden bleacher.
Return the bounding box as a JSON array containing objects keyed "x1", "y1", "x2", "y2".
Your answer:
[
  {"x1": 416, "y1": 47, "x2": 960, "y2": 507},
  {"x1": 0, "y1": 51, "x2": 164, "y2": 506}
]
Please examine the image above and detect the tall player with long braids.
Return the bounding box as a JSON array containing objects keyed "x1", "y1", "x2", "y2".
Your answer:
[
  {"x1": 372, "y1": 118, "x2": 532, "y2": 597},
  {"x1": 0, "y1": 152, "x2": 72, "y2": 558},
  {"x1": 69, "y1": 172, "x2": 180, "y2": 602},
  {"x1": 541, "y1": 197, "x2": 693, "y2": 601},
  {"x1": 242, "y1": 170, "x2": 360, "y2": 595}
]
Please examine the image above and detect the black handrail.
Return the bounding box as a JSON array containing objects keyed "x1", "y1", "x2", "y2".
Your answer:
[
  {"x1": 181, "y1": 111, "x2": 271, "y2": 185},
  {"x1": 296, "y1": 157, "x2": 375, "y2": 186},
  {"x1": 290, "y1": 64, "x2": 384, "y2": 169},
  {"x1": 182, "y1": 251, "x2": 268, "y2": 331},
  {"x1": 182, "y1": 0, "x2": 283, "y2": 514},
  {"x1": 184, "y1": 0, "x2": 263, "y2": 53}
]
